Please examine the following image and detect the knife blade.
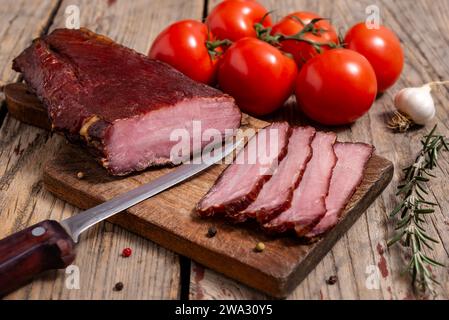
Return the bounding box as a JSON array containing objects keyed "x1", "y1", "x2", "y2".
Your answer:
[
  {"x1": 61, "y1": 136, "x2": 242, "y2": 243},
  {"x1": 0, "y1": 136, "x2": 243, "y2": 296}
]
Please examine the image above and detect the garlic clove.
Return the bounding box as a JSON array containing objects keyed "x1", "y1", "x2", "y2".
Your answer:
[{"x1": 394, "y1": 85, "x2": 435, "y2": 125}]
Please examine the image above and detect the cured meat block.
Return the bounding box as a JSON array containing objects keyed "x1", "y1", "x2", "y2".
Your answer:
[
  {"x1": 305, "y1": 142, "x2": 374, "y2": 238},
  {"x1": 241, "y1": 127, "x2": 316, "y2": 224},
  {"x1": 263, "y1": 132, "x2": 337, "y2": 235},
  {"x1": 196, "y1": 122, "x2": 291, "y2": 219},
  {"x1": 12, "y1": 28, "x2": 241, "y2": 175}
]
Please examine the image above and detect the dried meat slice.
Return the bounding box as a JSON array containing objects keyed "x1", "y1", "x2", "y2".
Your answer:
[
  {"x1": 196, "y1": 122, "x2": 291, "y2": 219},
  {"x1": 305, "y1": 142, "x2": 374, "y2": 238},
  {"x1": 263, "y1": 132, "x2": 337, "y2": 235},
  {"x1": 241, "y1": 126, "x2": 315, "y2": 224}
]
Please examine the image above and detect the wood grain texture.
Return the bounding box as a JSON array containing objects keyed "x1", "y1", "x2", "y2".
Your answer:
[
  {"x1": 4, "y1": 81, "x2": 393, "y2": 297},
  {"x1": 1, "y1": 0, "x2": 449, "y2": 300},
  {"x1": 0, "y1": 0, "x2": 59, "y2": 121},
  {"x1": 0, "y1": 0, "x2": 205, "y2": 300},
  {"x1": 41, "y1": 121, "x2": 392, "y2": 298},
  {"x1": 192, "y1": 0, "x2": 449, "y2": 300}
]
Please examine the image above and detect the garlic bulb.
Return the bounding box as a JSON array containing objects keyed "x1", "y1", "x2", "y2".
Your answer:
[{"x1": 394, "y1": 85, "x2": 435, "y2": 125}]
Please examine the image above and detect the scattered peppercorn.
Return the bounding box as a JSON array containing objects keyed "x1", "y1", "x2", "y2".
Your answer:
[
  {"x1": 122, "y1": 247, "x2": 132, "y2": 257},
  {"x1": 114, "y1": 282, "x2": 124, "y2": 291},
  {"x1": 326, "y1": 275, "x2": 338, "y2": 285},
  {"x1": 76, "y1": 171, "x2": 84, "y2": 179},
  {"x1": 255, "y1": 242, "x2": 265, "y2": 252},
  {"x1": 206, "y1": 226, "x2": 217, "y2": 238}
]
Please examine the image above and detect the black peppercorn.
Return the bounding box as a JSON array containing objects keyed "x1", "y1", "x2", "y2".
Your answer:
[
  {"x1": 114, "y1": 282, "x2": 124, "y2": 291},
  {"x1": 326, "y1": 275, "x2": 338, "y2": 285},
  {"x1": 206, "y1": 226, "x2": 217, "y2": 238}
]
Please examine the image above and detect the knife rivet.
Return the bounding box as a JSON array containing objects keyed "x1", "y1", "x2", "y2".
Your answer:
[{"x1": 31, "y1": 227, "x2": 46, "y2": 237}]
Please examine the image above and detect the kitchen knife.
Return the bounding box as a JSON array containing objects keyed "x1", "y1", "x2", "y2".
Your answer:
[{"x1": 0, "y1": 137, "x2": 243, "y2": 297}]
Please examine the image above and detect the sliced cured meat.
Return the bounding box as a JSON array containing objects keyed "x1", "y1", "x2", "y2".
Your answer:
[
  {"x1": 12, "y1": 28, "x2": 241, "y2": 175},
  {"x1": 263, "y1": 132, "x2": 337, "y2": 235},
  {"x1": 196, "y1": 122, "x2": 291, "y2": 219},
  {"x1": 306, "y1": 142, "x2": 374, "y2": 238},
  {"x1": 241, "y1": 127, "x2": 315, "y2": 224}
]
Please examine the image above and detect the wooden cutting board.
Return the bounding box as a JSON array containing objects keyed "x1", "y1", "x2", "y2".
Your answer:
[{"x1": 5, "y1": 83, "x2": 394, "y2": 298}]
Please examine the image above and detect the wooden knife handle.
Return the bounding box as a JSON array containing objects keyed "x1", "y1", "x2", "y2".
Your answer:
[{"x1": 0, "y1": 220, "x2": 76, "y2": 297}]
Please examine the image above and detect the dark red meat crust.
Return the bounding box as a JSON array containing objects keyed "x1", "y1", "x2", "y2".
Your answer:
[{"x1": 13, "y1": 28, "x2": 240, "y2": 175}]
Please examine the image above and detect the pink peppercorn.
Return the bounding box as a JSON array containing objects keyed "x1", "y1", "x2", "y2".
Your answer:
[{"x1": 122, "y1": 247, "x2": 132, "y2": 258}]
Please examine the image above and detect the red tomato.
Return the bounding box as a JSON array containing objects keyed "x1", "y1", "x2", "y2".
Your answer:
[
  {"x1": 206, "y1": 0, "x2": 272, "y2": 42},
  {"x1": 344, "y1": 23, "x2": 404, "y2": 92},
  {"x1": 296, "y1": 49, "x2": 377, "y2": 125},
  {"x1": 149, "y1": 20, "x2": 220, "y2": 85},
  {"x1": 218, "y1": 38, "x2": 297, "y2": 116},
  {"x1": 271, "y1": 12, "x2": 339, "y2": 69}
]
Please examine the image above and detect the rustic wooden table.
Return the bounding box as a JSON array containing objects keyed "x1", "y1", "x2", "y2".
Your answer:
[{"x1": 0, "y1": 0, "x2": 448, "y2": 300}]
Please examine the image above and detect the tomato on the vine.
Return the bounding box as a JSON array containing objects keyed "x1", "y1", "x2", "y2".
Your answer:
[
  {"x1": 271, "y1": 12, "x2": 339, "y2": 69},
  {"x1": 149, "y1": 20, "x2": 222, "y2": 85},
  {"x1": 344, "y1": 23, "x2": 404, "y2": 92},
  {"x1": 295, "y1": 48, "x2": 377, "y2": 125},
  {"x1": 206, "y1": 0, "x2": 272, "y2": 42},
  {"x1": 218, "y1": 37, "x2": 297, "y2": 116}
]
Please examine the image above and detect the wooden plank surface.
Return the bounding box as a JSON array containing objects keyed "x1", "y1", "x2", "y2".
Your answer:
[
  {"x1": 0, "y1": 0, "x2": 59, "y2": 113},
  {"x1": 34, "y1": 104, "x2": 391, "y2": 298},
  {"x1": 1, "y1": 0, "x2": 448, "y2": 300},
  {"x1": 190, "y1": 0, "x2": 449, "y2": 300},
  {"x1": 2, "y1": 78, "x2": 393, "y2": 297},
  {"x1": 0, "y1": 0, "x2": 205, "y2": 300}
]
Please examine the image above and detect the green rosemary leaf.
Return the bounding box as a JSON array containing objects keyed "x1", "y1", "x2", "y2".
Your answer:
[
  {"x1": 423, "y1": 170, "x2": 437, "y2": 178},
  {"x1": 429, "y1": 276, "x2": 441, "y2": 285},
  {"x1": 414, "y1": 209, "x2": 435, "y2": 214},
  {"x1": 414, "y1": 230, "x2": 435, "y2": 249},
  {"x1": 432, "y1": 149, "x2": 438, "y2": 166},
  {"x1": 416, "y1": 229, "x2": 439, "y2": 243},
  {"x1": 415, "y1": 189, "x2": 427, "y2": 200},
  {"x1": 415, "y1": 176, "x2": 429, "y2": 182},
  {"x1": 442, "y1": 139, "x2": 449, "y2": 151},
  {"x1": 416, "y1": 182, "x2": 428, "y2": 195},
  {"x1": 397, "y1": 181, "x2": 413, "y2": 195},
  {"x1": 413, "y1": 256, "x2": 422, "y2": 278},
  {"x1": 387, "y1": 232, "x2": 404, "y2": 247},
  {"x1": 428, "y1": 137, "x2": 440, "y2": 151},
  {"x1": 416, "y1": 236, "x2": 433, "y2": 250},
  {"x1": 411, "y1": 260, "x2": 417, "y2": 284},
  {"x1": 414, "y1": 221, "x2": 426, "y2": 231},
  {"x1": 390, "y1": 202, "x2": 405, "y2": 217},
  {"x1": 418, "y1": 200, "x2": 438, "y2": 206},
  {"x1": 405, "y1": 232, "x2": 411, "y2": 246},
  {"x1": 423, "y1": 125, "x2": 437, "y2": 145},
  {"x1": 422, "y1": 255, "x2": 446, "y2": 267},
  {"x1": 388, "y1": 124, "x2": 448, "y2": 294},
  {"x1": 395, "y1": 215, "x2": 412, "y2": 229}
]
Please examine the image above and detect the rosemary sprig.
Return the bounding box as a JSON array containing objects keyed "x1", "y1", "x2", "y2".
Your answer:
[{"x1": 388, "y1": 125, "x2": 449, "y2": 294}]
